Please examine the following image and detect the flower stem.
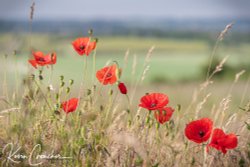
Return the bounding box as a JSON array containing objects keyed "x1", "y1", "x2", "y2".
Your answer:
[
  {"x1": 33, "y1": 79, "x2": 53, "y2": 112},
  {"x1": 92, "y1": 47, "x2": 97, "y2": 83},
  {"x1": 202, "y1": 144, "x2": 207, "y2": 167}
]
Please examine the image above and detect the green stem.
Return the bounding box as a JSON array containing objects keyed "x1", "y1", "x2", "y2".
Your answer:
[
  {"x1": 33, "y1": 79, "x2": 53, "y2": 112},
  {"x1": 92, "y1": 47, "x2": 97, "y2": 83},
  {"x1": 49, "y1": 65, "x2": 54, "y2": 85},
  {"x1": 146, "y1": 110, "x2": 152, "y2": 124},
  {"x1": 3, "y1": 55, "x2": 9, "y2": 101},
  {"x1": 78, "y1": 55, "x2": 88, "y2": 100},
  {"x1": 202, "y1": 144, "x2": 207, "y2": 167},
  {"x1": 14, "y1": 51, "x2": 19, "y2": 100}
]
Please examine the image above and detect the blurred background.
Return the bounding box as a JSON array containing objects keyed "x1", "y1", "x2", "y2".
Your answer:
[{"x1": 0, "y1": 0, "x2": 250, "y2": 90}]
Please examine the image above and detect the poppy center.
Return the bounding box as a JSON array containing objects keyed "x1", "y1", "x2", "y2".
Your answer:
[
  {"x1": 37, "y1": 57, "x2": 45, "y2": 62},
  {"x1": 106, "y1": 73, "x2": 112, "y2": 77},
  {"x1": 150, "y1": 103, "x2": 157, "y2": 108},
  {"x1": 79, "y1": 45, "x2": 85, "y2": 50},
  {"x1": 199, "y1": 131, "x2": 205, "y2": 137}
]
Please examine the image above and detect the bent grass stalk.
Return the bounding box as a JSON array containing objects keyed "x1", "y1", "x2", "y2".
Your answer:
[
  {"x1": 184, "y1": 24, "x2": 233, "y2": 119},
  {"x1": 222, "y1": 70, "x2": 246, "y2": 130},
  {"x1": 131, "y1": 46, "x2": 154, "y2": 102},
  {"x1": 237, "y1": 74, "x2": 250, "y2": 134},
  {"x1": 33, "y1": 78, "x2": 53, "y2": 112}
]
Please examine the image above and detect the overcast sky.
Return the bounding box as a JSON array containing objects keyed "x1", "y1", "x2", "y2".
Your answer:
[{"x1": 0, "y1": 0, "x2": 250, "y2": 21}]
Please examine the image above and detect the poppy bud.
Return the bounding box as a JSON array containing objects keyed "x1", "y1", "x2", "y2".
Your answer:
[
  {"x1": 88, "y1": 29, "x2": 93, "y2": 35},
  {"x1": 87, "y1": 89, "x2": 91, "y2": 95},
  {"x1": 156, "y1": 122, "x2": 160, "y2": 129},
  {"x1": 56, "y1": 93, "x2": 59, "y2": 100},
  {"x1": 60, "y1": 81, "x2": 65, "y2": 87},
  {"x1": 54, "y1": 110, "x2": 60, "y2": 115},
  {"x1": 109, "y1": 89, "x2": 113, "y2": 96},
  {"x1": 39, "y1": 75, "x2": 43, "y2": 80},
  {"x1": 100, "y1": 105, "x2": 104, "y2": 111},
  {"x1": 118, "y1": 82, "x2": 127, "y2": 94},
  {"x1": 177, "y1": 104, "x2": 181, "y2": 112},
  {"x1": 66, "y1": 87, "x2": 70, "y2": 94},
  {"x1": 60, "y1": 75, "x2": 64, "y2": 81},
  {"x1": 94, "y1": 38, "x2": 99, "y2": 43},
  {"x1": 128, "y1": 120, "x2": 132, "y2": 126},
  {"x1": 69, "y1": 79, "x2": 74, "y2": 85},
  {"x1": 55, "y1": 103, "x2": 60, "y2": 110},
  {"x1": 245, "y1": 122, "x2": 250, "y2": 130}
]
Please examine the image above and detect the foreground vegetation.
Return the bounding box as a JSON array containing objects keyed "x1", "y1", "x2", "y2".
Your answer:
[{"x1": 0, "y1": 26, "x2": 250, "y2": 167}]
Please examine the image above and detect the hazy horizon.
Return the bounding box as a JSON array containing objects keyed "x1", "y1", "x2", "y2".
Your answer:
[{"x1": 0, "y1": 0, "x2": 250, "y2": 21}]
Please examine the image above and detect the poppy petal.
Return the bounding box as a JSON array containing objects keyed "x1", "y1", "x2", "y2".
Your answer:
[
  {"x1": 139, "y1": 93, "x2": 169, "y2": 110},
  {"x1": 96, "y1": 64, "x2": 118, "y2": 85},
  {"x1": 185, "y1": 118, "x2": 213, "y2": 143},
  {"x1": 72, "y1": 37, "x2": 96, "y2": 56},
  {"x1": 61, "y1": 98, "x2": 79, "y2": 113},
  {"x1": 29, "y1": 59, "x2": 38, "y2": 68},
  {"x1": 154, "y1": 107, "x2": 174, "y2": 124},
  {"x1": 208, "y1": 128, "x2": 238, "y2": 154}
]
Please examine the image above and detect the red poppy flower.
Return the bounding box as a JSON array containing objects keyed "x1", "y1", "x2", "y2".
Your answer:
[
  {"x1": 72, "y1": 37, "x2": 96, "y2": 56},
  {"x1": 61, "y1": 98, "x2": 79, "y2": 114},
  {"x1": 154, "y1": 107, "x2": 174, "y2": 124},
  {"x1": 207, "y1": 128, "x2": 238, "y2": 154},
  {"x1": 139, "y1": 93, "x2": 169, "y2": 110},
  {"x1": 96, "y1": 64, "x2": 119, "y2": 85},
  {"x1": 118, "y1": 82, "x2": 127, "y2": 94},
  {"x1": 29, "y1": 51, "x2": 57, "y2": 69},
  {"x1": 185, "y1": 118, "x2": 213, "y2": 143}
]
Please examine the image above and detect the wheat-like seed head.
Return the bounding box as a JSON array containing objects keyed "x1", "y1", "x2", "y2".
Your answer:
[
  {"x1": 234, "y1": 70, "x2": 246, "y2": 83},
  {"x1": 30, "y1": 2, "x2": 35, "y2": 21},
  {"x1": 218, "y1": 23, "x2": 234, "y2": 41},
  {"x1": 195, "y1": 93, "x2": 211, "y2": 119}
]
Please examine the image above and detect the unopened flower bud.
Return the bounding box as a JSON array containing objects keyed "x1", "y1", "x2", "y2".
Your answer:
[
  {"x1": 60, "y1": 81, "x2": 65, "y2": 87},
  {"x1": 88, "y1": 29, "x2": 93, "y2": 36},
  {"x1": 87, "y1": 89, "x2": 91, "y2": 95},
  {"x1": 109, "y1": 89, "x2": 113, "y2": 96},
  {"x1": 56, "y1": 93, "x2": 59, "y2": 100},
  {"x1": 94, "y1": 38, "x2": 99, "y2": 43},
  {"x1": 39, "y1": 75, "x2": 43, "y2": 80},
  {"x1": 66, "y1": 87, "x2": 70, "y2": 93},
  {"x1": 118, "y1": 82, "x2": 127, "y2": 94},
  {"x1": 60, "y1": 75, "x2": 64, "y2": 81},
  {"x1": 69, "y1": 79, "x2": 74, "y2": 85}
]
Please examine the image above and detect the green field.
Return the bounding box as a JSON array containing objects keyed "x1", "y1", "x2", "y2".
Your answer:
[{"x1": 1, "y1": 33, "x2": 250, "y2": 86}]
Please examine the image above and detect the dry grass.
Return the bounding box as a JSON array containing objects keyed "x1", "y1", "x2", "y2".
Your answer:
[{"x1": 0, "y1": 21, "x2": 249, "y2": 167}]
